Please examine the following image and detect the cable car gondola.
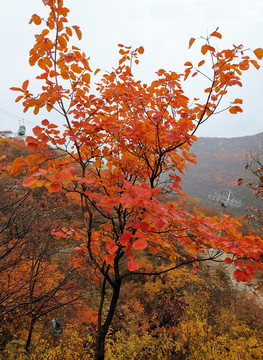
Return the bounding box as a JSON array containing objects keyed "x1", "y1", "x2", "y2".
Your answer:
[{"x1": 18, "y1": 121, "x2": 26, "y2": 136}]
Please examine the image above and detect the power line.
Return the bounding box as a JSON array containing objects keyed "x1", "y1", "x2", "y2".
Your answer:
[{"x1": 0, "y1": 107, "x2": 37, "y2": 127}]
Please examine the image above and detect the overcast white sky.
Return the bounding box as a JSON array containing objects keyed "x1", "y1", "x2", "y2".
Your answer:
[{"x1": 0, "y1": 0, "x2": 262, "y2": 138}]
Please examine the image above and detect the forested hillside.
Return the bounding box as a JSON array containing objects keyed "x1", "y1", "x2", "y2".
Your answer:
[{"x1": 182, "y1": 132, "x2": 263, "y2": 213}]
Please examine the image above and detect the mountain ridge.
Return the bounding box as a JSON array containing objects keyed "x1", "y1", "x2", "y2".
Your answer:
[{"x1": 181, "y1": 132, "x2": 263, "y2": 213}]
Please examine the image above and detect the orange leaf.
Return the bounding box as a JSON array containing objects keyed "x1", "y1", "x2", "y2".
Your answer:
[
  {"x1": 48, "y1": 182, "x2": 62, "y2": 193},
  {"x1": 201, "y1": 45, "x2": 208, "y2": 55},
  {"x1": 15, "y1": 95, "x2": 24, "y2": 103},
  {"x1": 211, "y1": 31, "x2": 222, "y2": 39},
  {"x1": 10, "y1": 87, "x2": 22, "y2": 91},
  {"x1": 119, "y1": 57, "x2": 126, "y2": 65},
  {"x1": 127, "y1": 260, "x2": 139, "y2": 272},
  {"x1": 229, "y1": 106, "x2": 243, "y2": 114},
  {"x1": 28, "y1": 143, "x2": 38, "y2": 152},
  {"x1": 82, "y1": 73, "x2": 91, "y2": 84},
  {"x1": 22, "y1": 80, "x2": 29, "y2": 91},
  {"x1": 33, "y1": 126, "x2": 42, "y2": 137},
  {"x1": 72, "y1": 25, "x2": 82, "y2": 40},
  {"x1": 33, "y1": 106, "x2": 39, "y2": 115},
  {"x1": 250, "y1": 59, "x2": 260, "y2": 69},
  {"x1": 184, "y1": 61, "x2": 193, "y2": 67},
  {"x1": 94, "y1": 68, "x2": 100, "y2": 75},
  {"x1": 138, "y1": 46, "x2": 144, "y2": 54},
  {"x1": 65, "y1": 27, "x2": 73, "y2": 36},
  {"x1": 231, "y1": 98, "x2": 243, "y2": 104},
  {"x1": 201, "y1": 45, "x2": 215, "y2": 55},
  {"x1": 198, "y1": 60, "x2": 205, "y2": 67},
  {"x1": 50, "y1": 70, "x2": 60, "y2": 77},
  {"x1": 57, "y1": 35, "x2": 67, "y2": 49},
  {"x1": 71, "y1": 63, "x2": 83, "y2": 73},
  {"x1": 189, "y1": 38, "x2": 195, "y2": 49},
  {"x1": 29, "y1": 14, "x2": 42, "y2": 25},
  {"x1": 184, "y1": 68, "x2": 191, "y2": 81},
  {"x1": 254, "y1": 48, "x2": 263, "y2": 60}
]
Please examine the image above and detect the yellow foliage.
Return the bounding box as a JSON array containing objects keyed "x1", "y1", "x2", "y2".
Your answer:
[{"x1": 105, "y1": 329, "x2": 179, "y2": 360}]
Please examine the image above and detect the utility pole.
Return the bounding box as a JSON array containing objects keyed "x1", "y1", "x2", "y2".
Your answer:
[
  {"x1": 207, "y1": 189, "x2": 241, "y2": 258},
  {"x1": 208, "y1": 189, "x2": 241, "y2": 213}
]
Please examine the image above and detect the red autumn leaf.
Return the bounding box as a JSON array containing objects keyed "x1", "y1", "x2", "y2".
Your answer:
[
  {"x1": 119, "y1": 231, "x2": 132, "y2": 246},
  {"x1": 34, "y1": 169, "x2": 47, "y2": 176},
  {"x1": 106, "y1": 254, "x2": 115, "y2": 265},
  {"x1": 22, "y1": 176, "x2": 38, "y2": 187},
  {"x1": 127, "y1": 260, "x2": 139, "y2": 272},
  {"x1": 106, "y1": 240, "x2": 118, "y2": 254},
  {"x1": 237, "y1": 178, "x2": 243, "y2": 186},
  {"x1": 33, "y1": 126, "x2": 42, "y2": 137},
  {"x1": 234, "y1": 269, "x2": 245, "y2": 282},
  {"x1": 28, "y1": 142, "x2": 38, "y2": 152},
  {"x1": 224, "y1": 257, "x2": 232, "y2": 265},
  {"x1": 41, "y1": 119, "x2": 49, "y2": 126},
  {"x1": 48, "y1": 182, "x2": 62, "y2": 193},
  {"x1": 120, "y1": 193, "x2": 134, "y2": 208},
  {"x1": 132, "y1": 239, "x2": 148, "y2": 250}
]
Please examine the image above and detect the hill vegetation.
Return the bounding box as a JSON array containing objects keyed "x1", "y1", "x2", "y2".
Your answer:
[{"x1": 181, "y1": 132, "x2": 263, "y2": 214}]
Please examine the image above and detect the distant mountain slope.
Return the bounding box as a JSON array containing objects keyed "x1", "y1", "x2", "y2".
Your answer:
[{"x1": 181, "y1": 132, "x2": 263, "y2": 214}]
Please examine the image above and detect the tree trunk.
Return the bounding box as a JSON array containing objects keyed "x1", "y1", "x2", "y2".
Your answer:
[
  {"x1": 25, "y1": 318, "x2": 35, "y2": 352},
  {"x1": 95, "y1": 282, "x2": 121, "y2": 360}
]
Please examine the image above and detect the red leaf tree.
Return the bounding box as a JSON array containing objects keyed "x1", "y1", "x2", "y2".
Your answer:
[{"x1": 9, "y1": 2, "x2": 263, "y2": 358}]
